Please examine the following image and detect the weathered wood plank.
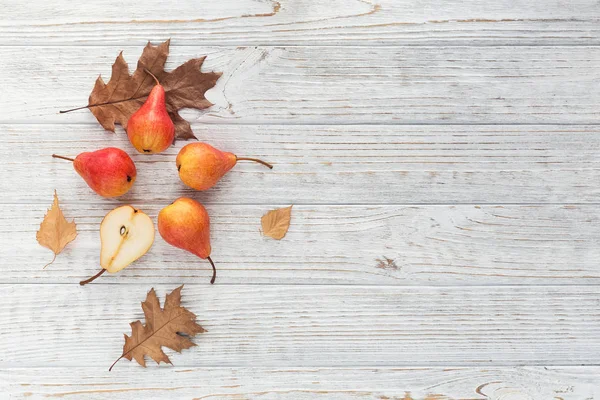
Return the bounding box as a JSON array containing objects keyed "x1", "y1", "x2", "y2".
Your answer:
[
  {"x1": 1, "y1": 46, "x2": 599, "y2": 124},
  {"x1": 4, "y1": 203, "x2": 600, "y2": 285},
  {"x1": 0, "y1": 285, "x2": 598, "y2": 367},
  {"x1": 3, "y1": 0, "x2": 599, "y2": 391},
  {"x1": 2, "y1": 0, "x2": 600, "y2": 46},
  {"x1": 2, "y1": 367, "x2": 599, "y2": 399},
  {"x1": 3, "y1": 124, "x2": 600, "y2": 204}
]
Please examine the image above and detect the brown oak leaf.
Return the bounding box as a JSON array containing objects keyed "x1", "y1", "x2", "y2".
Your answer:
[
  {"x1": 64, "y1": 39, "x2": 221, "y2": 141},
  {"x1": 36, "y1": 191, "x2": 77, "y2": 269},
  {"x1": 261, "y1": 206, "x2": 293, "y2": 240},
  {"x1": 110, "y1": 285, "x2": 205, "y2": 371}
]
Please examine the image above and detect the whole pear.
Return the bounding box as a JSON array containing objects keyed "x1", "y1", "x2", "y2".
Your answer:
[
  {"x1": 127, "y1": 70, "x2": 174, "y2": 154},
  {"x1": 52, "y1": 148, "x2": 136, "y2": 197},
  {"x1": 177, "y1": 142, "x2": 273, "y2": 191},
  {"x1": 158, "y1": 197, "x2": 216, "y2": 283}
]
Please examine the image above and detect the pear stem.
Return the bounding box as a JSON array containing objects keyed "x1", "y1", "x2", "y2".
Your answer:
[
  {"x1": 144, "y1": 68, "x2": 160, "y2": 85},
  {"x1": 80, "y1": 269, "x2": 106, "y2": 286},
  {"x1": 236, "y1": 157, "x2": 273, "y2": 169},
  {"x1": 52, "y1": 154, "x2": 75, "y2": 162},
  {"x1": 207, "y1": 256, "x2": 216, "y2": 284}
]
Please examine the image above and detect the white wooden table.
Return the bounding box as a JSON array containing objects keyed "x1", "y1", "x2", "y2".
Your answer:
[{"x1": 1, "y1": 0, "x2": 600, "y2": 398}]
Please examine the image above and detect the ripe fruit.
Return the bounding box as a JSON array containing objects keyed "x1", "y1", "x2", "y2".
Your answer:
[
  {"x1": 127, "y1": 69, "x2": 174, "y2": 154},
  {"x1": 80, "y1": 205, "x2": 155, "y2": 285},
  {"x1": 52, "y1": 148, "x2": 136, "y2": 197},
  {"x1": 158, "y1": 197, "x2": 216, "y2": 284},
  {"x1": 177, "y1": 142, "x2": 273, "y2": 191}
]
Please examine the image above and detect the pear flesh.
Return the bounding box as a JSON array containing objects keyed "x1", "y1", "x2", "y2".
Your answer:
[{"x1": 100, "y1": 205, "x2": 155, "y2": 273}]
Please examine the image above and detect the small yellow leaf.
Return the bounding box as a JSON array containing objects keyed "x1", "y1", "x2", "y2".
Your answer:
[
  {"x1": 36, "y1": 191, "x2": 77, "y2": 268},
  {"x1": 261, "y1": 206, "x2": 292, "y2": 240}
]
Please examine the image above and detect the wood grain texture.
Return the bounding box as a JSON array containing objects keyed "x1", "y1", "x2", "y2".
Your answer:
[
  {"x1": 1, "y1": 46, "x2": 600, "y2": 125},
  {"x1": 3, "y1": 124, "x2": 600, "y2": 204},
  {"x1": 0, "y1": 285, "x2": 599, "y2": 368},
  {"x1": 2, "y1": 0, "x2": 600, "y2": 46},
  {"x1": 4, "y1": 0, "x2": 600, "y2": 392},
  {"x1": 5, "y1": 203, "x2": 600, "y2": 285},
  {"x1": 2, "y1": 367, "x2": 599, "y2": 399}
]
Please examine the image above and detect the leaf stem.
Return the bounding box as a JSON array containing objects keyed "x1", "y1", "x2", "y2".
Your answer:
[
  {"x1": 207, "y1": 256, "x2": 216, "y2": 284},
  {"x1": 43, "y1": 253, "x2": 57, "y2": 269},
  {"x1": 236, "y1": 157, "x2": 273, "y2": 169},
  {"x1": 80, "y1": 269, "x2": 106, "y2": 286},
  {"x1": 108, "y1": 355, "x2": 123, "y2": 372},
  {"x1": 52, "y1": 154, "x2": 75, "y2": 162},
  {"x1": 59, "y1": 105, "x2": 90, "y2": 114}
]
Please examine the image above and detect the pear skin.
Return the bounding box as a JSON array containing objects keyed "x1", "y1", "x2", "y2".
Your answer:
[
  {"x1": 158, "y1": 197, "x2": 216, "y2": 283},
  {"x1": 176, "y1": 142, "x2": 273, "y2": 191},
  {"x1": 127, "y1": 71, "x2": 175, "y2": 154},
  {"x1": 53, "y1": 147, "x2": 136, "y2": 197},
  {"x1": 177, "y1": 143, "x2": 237, "y2": 190}
]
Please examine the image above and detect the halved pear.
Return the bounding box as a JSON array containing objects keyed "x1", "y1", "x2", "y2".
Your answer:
[
  {"x1": 80, "y1": 205, "x2": 155, "y2": 286},
  {"x1": 101, "y1": 205, "x2": 155, "y2": 273}
]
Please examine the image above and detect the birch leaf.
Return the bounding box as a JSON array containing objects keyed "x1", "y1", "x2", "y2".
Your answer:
[
  {"x1": 36, "y1": 191, "x2": 77, "y2": 268},
  {"x1": 261, "y1": 206, "x2": 293, "y2": 240}
]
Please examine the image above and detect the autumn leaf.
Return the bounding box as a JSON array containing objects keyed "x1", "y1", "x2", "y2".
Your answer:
[
  {"x1": 62, "y1": 39, "x2": 221, "y2": 141},
  {"x1": 36, "y1": 191, "x2": 77, "y2": 268},
  {"x1": 110, "y1": 285, "x2": 205, "y2": 371},
  {"x1": 261, "y1": 206, "x2": 292, "y2": 240}
]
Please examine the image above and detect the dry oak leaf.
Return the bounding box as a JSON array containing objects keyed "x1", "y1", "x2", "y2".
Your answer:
[
  {"x1": 36, "y1": 190, "x2": 77, "y2": 269},
  {"x1": 261, "y1": 205, "x2": 293, "y2": 240},
  {"x1": 110, "y1": 285, "x2": 205, "y2": 371},
  {"x1": 64, "y1": 39, "x2": 221, "y2": 141}
]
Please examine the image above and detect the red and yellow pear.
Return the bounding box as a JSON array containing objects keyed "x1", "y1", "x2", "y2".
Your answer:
[
  {"x1": 158, "y1": 197, "x2": 216, "y2": 284},
  {"x1": 127, "y1": 69, "x2": 174, "y2": 154},
  {"x1": 177, "y1": 142, "x2": 273, "y2": 191},
  {"x1": 52, "y1": 148, "x2": 136, "y2": 197}
]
